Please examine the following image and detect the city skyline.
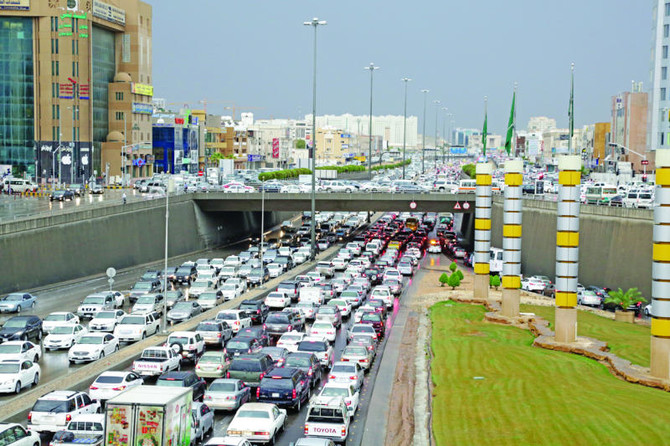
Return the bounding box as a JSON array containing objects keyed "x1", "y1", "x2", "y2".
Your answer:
[{"x1": 148, "y1": 0, "x2": 648, "y2": 134}]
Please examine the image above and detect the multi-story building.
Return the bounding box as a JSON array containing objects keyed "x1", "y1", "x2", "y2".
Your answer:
[
  {"x1": 313, "y1": 127, "x2": 354, "y2": 165},
  {"x1": 527, "y1": 116, "x2": 557, "y2": 134},
  {"x1": 0, "y1": 0, "x2": 153, "y2": 184},
  {"x1": 308, "y1": 114, "x2": 418, "y2": 149},
  {"x1": 611, "y1": 85, "x2": 649, "y2": 172},
  {"x1": 649, "y1": 0, "x2": 670, "y2": 152},
  {"x1": 593, "y1": 122, "x2": 612, "y2": 164},
  {"x1": 151, "y1": 110, "x2": 199, "y2": 174}
]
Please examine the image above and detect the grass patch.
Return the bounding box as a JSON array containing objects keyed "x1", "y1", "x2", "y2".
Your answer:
[
  {"x1": 520, "y1": 304, "x2": 650, "y2": 367},
  {"x1": 430, "y1": 301, "x2": 669, "y2": 446}
]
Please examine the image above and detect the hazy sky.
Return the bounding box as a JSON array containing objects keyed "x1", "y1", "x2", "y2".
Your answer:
[{"x1": 147, "y1": 0, "x2": 650, "y2": 134}]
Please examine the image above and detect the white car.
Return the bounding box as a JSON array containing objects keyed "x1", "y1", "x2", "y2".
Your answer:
[
  {"x1": 295, "y1": 302, "x2": 317, "y2": 320},
  {"x1": 205, "y1": 438, "x2": 252, "y2": 446},
  {"x1": 306, "y1": 272, "x2": 325, "y2": 284},
  {"x1": 276, "y1": 331, "x2": 306, "y2": 353},
  {"x1": 68, "y1": 333, "x2": 119, "y2": 363},
  {"x1": 191, "y1": 402, "x2": 215, "y2": 444},
  {"x1": 0, "y1": 341, "x2": 41, "y2": 363},
  {"x1": 382, "y1": 268, "x2": 402, "y2": 282},
  {"x1": 521, "y1": 277, "x2": 546, "y2": 293},
  {"x1": 28, "y1": 390, "x2": 101, "y2": 434},
  {"x1": 265, "y1": 292, "x2": 290, "y2": 309},
  {"x1": 189, "y1": 279, "x2": 215, "y2": 298},
  {"x1": 370, "y1": 286, "x2": 394, "y2": 308},
  {"x1": 328, "y1": 299, "x2": 352, "y2": 318},
  {"x1": 226, "y1": 278, "x2": 247, "y2": 294},
  {"x1": 42, "y1": 312, "x2": 80, "y2": 333},
  {"x1": 220, "y1": 283, "x2": 241, "y2": 301},
  {"x1": 226, "y1": 403, "x2": 287, "y2": 444},
  {"x1": 88, "y1": 371, "x2": 144, "y2": 401},
  {"x1": 113, "y1": 312, "x2": 160, "y2": 342},
  {"x1": 44, "y1": 324, "x2": 88, "y2": 350},
  {"x1": 332, "y1": 258, "x2": 348, "y2": 271},
  {"x1": 0, "y1": 360, "x2": 40, "y2": 394},
  {"x1": 266, "y1": 263, "x2": 283, "y2": 278},
  {"x1": 317, "y1": 382, "x2": 360, "y2": 417},
  {"x1": 224, "y1": 256, "x2": 243, "y2": 267},
  {"x1": 428, "y1": 242, "x2": 442, "y2": 254},
  {"x1": 328, "y1": 361, "x2": 364, "y2": 391},
  {"x1": 309, "y1": 321, "x2": 337, "y2": 343},
  {"x1": 0, "y1": 423, "x2": 41, "y2": 446},
  {"x1": 297, "y1": 337, "x2": 334, "y2": 368},
  {"x1": 89, "y1": 310, "x2": 126, "y2": 332},
  {"x1": 216, "y1": 310, "x2": 251, "y2": 333}
]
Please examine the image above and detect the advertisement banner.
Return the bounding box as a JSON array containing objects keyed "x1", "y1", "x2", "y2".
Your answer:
[
  {"x1": 132, "y1": 102, "x2": 153, "y2": 114},
  {"x1": 272, "y1": 138, "x2": 279, "y2": 158},
  {"x1": 92, "y1": 0, "x2": 126, "y2": 25},
  {"x1": 0, "y1": 0, "x2": 29, "y2": 10},
  {"x1": 131, "y1": 83, "x2": 153, "y2": 97}
]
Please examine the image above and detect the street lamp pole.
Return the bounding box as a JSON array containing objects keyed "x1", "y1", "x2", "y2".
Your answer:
[
  {"x1": 401, "y1": 77, "x2": 411, "y2": 179},
  {"x1": 161, "y1": 177, "x2": 174, "y2": 334},
  {"x1": 433, "y1": 100, "x2": 440, "y2": 168},
  {"x1": 609, "y1": 142, "x2": 648, "y2": 178},
  {"x1": 421, "y1": 89, "x2": 429, "y2": 173},
  {"x1": 442, "y1": 107, "x2": 448, "y2": 163},
  {"x1": 365, "y1": 63, "x2": 379, "y2": 180},
  {"x1": 304, "y1": 17, "x2": 327, "y2": 261}
]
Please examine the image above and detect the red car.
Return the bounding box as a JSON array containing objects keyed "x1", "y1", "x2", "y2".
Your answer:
[{"x1": 360, "y1": 312, "x2": 385, "y2": 337}]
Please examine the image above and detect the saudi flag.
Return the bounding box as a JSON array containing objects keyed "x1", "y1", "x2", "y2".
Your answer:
[
  {"x1": 504, "y1": 91, "x2": 516, "y2": 156},
  {"x1": 568, "y1": 65, "x2": 574, "y2": 153},
  {"x1": 482, "y1": 108, "x2": 488, "y2": 156}
]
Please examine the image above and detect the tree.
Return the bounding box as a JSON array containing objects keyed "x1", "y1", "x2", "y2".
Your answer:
[
  {"x1": 449, "y1": 262, "x2": 458, "y2": 273},
  {"x1": 456, "y1": 270, "x2": 464, "y2": 280},
  {"x1": 604, "y1": 288, "x2": 647, "y2": 312},
  {"x1": 295, "y1": 139, "x2": 306, "y2": 149},
  {"x1": 210, "y1": 152, "x2": 224, "y2": 164},
  {"x1": 439, "y1": 273, "x2": 449, "y2": 287},
  {"x1": 447, "y1": 272, "x2": 461, "y2": 290},
  {"x1": 490, "y1": 275, "x2": 501, "y2": 289}
]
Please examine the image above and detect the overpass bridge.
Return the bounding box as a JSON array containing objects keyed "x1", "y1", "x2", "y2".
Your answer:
[{"x1": 193, "y1": 192, "x2": 476, "y2": 213}]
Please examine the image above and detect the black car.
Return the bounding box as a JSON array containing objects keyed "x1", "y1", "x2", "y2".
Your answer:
[
  {"x1": 237, "y1": 326, "x2": 270, "y2": 347},
  {"x1": 257, "y1": 367, "x2": 310, "y2": 411},
  {"x1": 225, "y1": 335, "x2": 262, "y2": 357},
  {"x1": 0, "y1": 316, "x2": 42, "y2": 343},
  {"x1": 141, "y1": 270, "x2": 163, "y2": 281},
  {"x1": 274, "y1": 256, "x2": 294, "y2": 271},
  {"x1": 264, "y1": 311, "x2": 304, "y2": 337},
  {"x1": 247, "y1": 268, "x2": 269, "y2": 287},
  {"x1": 69, "y1": 184, "x2": 85, "y2": 196},
  {"x1": 239, "y1": 300, "x2": 269, "y2": 324},
  {"x1": 156, "y1": 371, "x2": 207, "y2": 401},
  {"x1": 175, "y1": 266, "x2": 197, "y2": 285},
  {"x1": 50, "y1": 190, "x2": 74, "y2": 201},
  {"x1": 363, "y1": 267, "x2": 382, "y2": 285},
  {"x1": 284, "y1": 352, "x2": 322, "y2": 389}
]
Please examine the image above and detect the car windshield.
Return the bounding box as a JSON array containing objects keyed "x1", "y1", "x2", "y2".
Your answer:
[
  {"x1": 227, "y1": 340, "x2": 250, "y2": 349},
  {"x1": 95, "y1": 375, "x2": 124, "y2": 384},
  {"x1": 320, "y1": 387, "x2": 348, "y2": 397},
  {"x1": 199, "y1": 353, "x2": 222, "y2": 363},
  {"x1": 208, "y1": 382, "x2": 236, "y2": 392},
  {"x1": 0, "y1": 345, "x2": 20, "y2": 354},
  {"x1": 133, "y1": 283, "x2": 153, "y2": 290},
  {"x1": 84, "y1": 297, "x2": 105, "y2": 304},
  {"x1": 2, "y1": 294, "x2": 23, "y2": 302},
  {"x1": 230, "y1": 360, "x2": 261, "y2": 372},
  {"x1": 157, "y1": 379, "x2": 184, "y2": 387},
  {"x1": 266, "y1": 314, "x2": 289, "y2": 324},
  {"x1": 222, "y1": 285, "x2": 236, "y2": 290},
  {"x1": 3, "y1": 320, "x2": 27, "y2": 328},
  {"x1": 192, "y1": 281, "x2": 209, "y2": 288},
  {"x1": 285, "y1": 356, "x2": 310, "y2": 367},
  {"x1": 33, "y1": 400, "x2": 69, "y2": 413},
  {"x1": 250, "y1": 269, "x2": 264, "y2": 276},
  {"x1": 173, "y1": 302, "x2": 192, "y2": 310},
  {"x1": 197, "y1": 323, "x2": 221, "y2": 332},
  {"x1": 95, "y1": 312, "x2": 116, "y2": 319},
  {"x1": 168, "y1": 336, "x2": 191, "y2": 345},
  {"x1": 166, "y1": 291, "x2": 181, "y2": 299},
  {"x1": 298, "y1": 341, "x2": 325, "y2": 352},
  {"x1": 120, "y1": 316, "x2": 146, "y2": 325},
  {"x1": 332, "y1": 364, "x2": 355, "y2": 373},
  {"x1": 217, "y1": 313, "x2": 236, "y2": 321},
  {"x1": 137, "y1": 296, "x2": 156, "y2": 304},
  {"x1": 78, "y1": 336, "x2": 104, "y2": 345},
  {"x1": 280, "y1": 335, "x2": 302, "y2": 343},
  {"x1": 51, "y1": 326, "x2": 75, "y2": 334},
  {"x1": 312, "y1": 323, "x2": 332, "y2": 330},
  {"x1": 353, "y1": 325, "x2": 374, "y2": 333},
  {"x1": 237, "y1": 410, "x2": 269, "y2": 419},
  {"x1": 261, "y1": 376, "x2": 294, "y2": 389},
  {"x1": 344, "y1": 347, "x2": 367, "y2": 356},
  {"x1": 45, "y1": 314, "x2": 68, "y2": 321}
]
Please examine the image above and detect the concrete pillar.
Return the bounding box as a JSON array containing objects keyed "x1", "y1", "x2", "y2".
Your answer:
[
  {"x1": 501, "y1": 159, "x2": 523, "y2": 317},
  {"x1": 555, "y1": 155, "x2": 581, "y2": 343},
  {"x1": 651, "y1": 150, "x2": 670, "y2": 379},
  {"x1": 473, "y1": 162, "x2": 493, "y2": 300}
]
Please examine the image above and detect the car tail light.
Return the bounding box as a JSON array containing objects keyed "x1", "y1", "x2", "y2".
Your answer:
[
  {"x1": 292, "y1": 389, "x2": 297, "y2": 399},
  {"x1": 216, "y1": 365, "x2": 224, "y2": 370},
  {"x1": 254, "y1": 431, "x2": 270, "y2": 436},
  {"x1": 342, "y1": 427, "x2": 347, "y2": 436},
  {"x1": 260, "y1": 372, "x2": 265, "y2": 380},
  {"x1": 226, "y1": 372, "x2": 230, "y2": 378},
  {"x1": 196, "y1": 364, "x2": 201, "y2": 369},
  {"x1": 112, "y1": 386, "x2": 126, "y2": 391},
  {"x1": 256, "y1": 388, "x2": 260, "y2": 398},
  {"x1": 287, "y1": 325, "x2": 293, "y2": 331},
  {"x1": 307, "y1": 367, "x2": 313, "y2": 376},
  {"x1": 345, "y1": 400, "x2": 351, "y2": 406},
  {"x1": 349, "y1": 376, "x2": 356, "y2": 380},
  {"x1": 27, "y1": 413, "x2": 32, "y2": 422},
  {"x1": 329, "y1": 375, "x2": 335, "y2": 379},
  {"x1": 65, "y1": 414, "x2": 72, "y2": 422},
  {"x1": 89, "y1": 386, "x2": 99, "y2": 390}
]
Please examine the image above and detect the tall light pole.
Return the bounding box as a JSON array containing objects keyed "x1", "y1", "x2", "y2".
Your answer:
[
  {"x1": 433, "y1": 100, "x2": 440, "y2": 168},
  {"x1": 442, "y1": 107, "x2": 448, "y2": 163},
  {"x1": 420, "y1": 89, "x2": 429, "y2": 173},
  {"x1": 304, "y1": 17, "x2": 327, "y2": 261},
  {"x1": 365, "y1": 63, "x2": 379, "y2": 180},
  {"x1": 401, "y1": 77, "x2": 411, "y2": 179}
]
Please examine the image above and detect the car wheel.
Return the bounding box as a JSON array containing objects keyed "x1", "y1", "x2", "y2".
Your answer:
[
  {"x1": 115, "y1": 345, "x2": 120, "y2": 352},
  {"x1": 14, "y1": 381, "x2": 21, "y2": 394},
  {"x1": 37, "y1": 330, "x2": 42, "y2": 341},
  {"x1": 33, "y1": 354, "x2": 39, "y2": 362},
  {"x1": 33, "y1": 372, "x2": 39, "y2": 385},
  {"x1": 31, "y1": 302, "x2": 36, "y2": 309},
  {"x1": 16, "y1": 306, "x2": 21, "y2": 313},
  {"x1": 142, "y1": 332, "x2": 146, "y2": 340},
  {"x1": 99, "y1": 351, "x2": 105, "y2": 360}
]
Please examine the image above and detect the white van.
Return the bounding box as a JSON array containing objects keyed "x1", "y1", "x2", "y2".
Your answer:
[
  {"x1": 303, "y1": 396, "x2": 350, "y2": 443},
  {"x1": 458, "y1": 179, "x2": 476, "y2": 194},
  {"x1": 585, "y1": 185, "x2": 617, "y2": 205},
  {"x1": 489, "y1": 247, "x2": 503, "y2": 276},
  {"x1": 6, "y1": 179, "x2": 37, "y2": 193}
]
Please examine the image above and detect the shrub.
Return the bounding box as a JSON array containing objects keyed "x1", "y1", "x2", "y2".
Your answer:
[
  {"x1": 456, "y1": 270, "x2": 464, "y2": 281},
  {"x1": 462, "y1": 163, "x2": 476, "y2": 178},
  {"x1": 604, "y1": 288, "x2": 647, "y2": 312},
  {"x1": 447, "y1": 272, "x2": 461, "y2": 289},
  {"x1": 439, "y1": 273, "x2": 449, "y2": 287},
  {"x1": 449, "y1": 262, "x2": 458, "y2": 273},
  {"x1": 490, "y1": 275, "x2": 501, "y2": 289}
]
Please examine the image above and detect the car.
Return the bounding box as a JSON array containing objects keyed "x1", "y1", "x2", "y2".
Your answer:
[
  {"x1": 317, "y1": 382, "x2": 360, "y2": 417},
  {"x1": 521, "y1": 277, "x2": 547, "y2": 293},
  {"x1": 226, "y1": 354, "x2": 275, "y2": 388},
  {"x1": 128, "y1": 280, "x2": 161, "y2": 303},
  {"x1": 165, "y1": 290, "x2": 186, "y2": 309},
  {"x1": 309, "y1": 321, "x2": 337, "y2": 343},
  {"x1": 62, "y1": 413, "x2": 105, "y2": 435},
  {"x1": 167, "y1": 301, "x2": 203, "y2": 323},
  {"x1": 196, "y1": 320, "x2": 233, "y2": 346},
  {"x1": 204, "y1": 437, "x2": 252, "y2": 446},
  {"x1": 28, "y1": 391, "x2": 100, "y2": 434},
  {"x1": 328, "y1": 361, "x2": 364, "y2": 391},
  {"x1": 68, "y1": 333, "x2": 119, "y2": 363},
  {"x1": 166, "y1": 331, "x2": 206, "y2": 362},
  {"x1": 216, "y1": 310, "x2": 252, "y2": 333},
  {"x1": 238, "y1": 326, "x2": 271, "y2": 347},
  {"x1": 239, "y1": 300, "x2": 270, "y2": 325},
  {"x1": 204, "y1": 378, "x2": 251, "y2": 412},
  {"x1": 88, "y1": 183, "x2": 104, "y2": 195},
  {"x1": 257, "y1": 367, "x2": 311, "y2": 411},
  {"x1": 327, "y1": 299, "x2": 352, "y2": 318},
  {"x1": 247, "y1": 267, "x2": 270, "y2": 287},
  {"x1": 175, "y1": 266, "x2": 198, "y2": 285},
  {"x1": 113, "y1": 312, "x2": 160, "y2": 342},
  {"x1": 196, "y1": 351, "x2": 233, "y2": 379},
  {"x1": 264, "y1": 311, "x2": 304, "y2": 337},
  {"x1": 157, "y1": 371, "x2": 207, "y2": 401},
  {"x1": 88, "y1": 371, "x2": 143, "y2": 401},
  {"x1": 42, "y1": 312, "x2": 80, "y2": 333},
  {"x1": 0, "y1": 360, "x2": 39, "y2": 394},
  {"x1": 578, "y1": 290, "x2": 602, "y2": 307},
  {"x1": 131, "y1": 293, "x2": 166, "y2": 315},
  {"x1": 0, "y1": 341, "x2": 40, "y2": 363},
  {"x1": 0, "y1": 293, "x2": 37, "y2": 313},
  {"x1": 275, "y1": 332, "x2": 305, "y2": 354},
  {"x1": 44, "y1": 324, "x2": 87, "y2": 350},
  {"x1": 296, "y1": 338, "x2": 334, "y2": 369},
  {"x1": 49, "y1": 190, "x2": 74, "y2": 201},
  {"x1": 190, "y1": 279, "x2": 217, "y2": 299},
  {"x1": 225, "y1": 403, "x2": 287, "y2": 444},
  {"x1": 220, "y1": 283, "x2": 242, "y2": 301},
  {"x1": 77, "y1": 292, "x2": 122, "y2": 318},
  {"x1": 225, "y1": 336, "x2": 262, "y2": 357},
  {"x1": 191, "y1": 402, "x2": 215, "y2": 444},
  {"x1": 265, "y1": 292, "x2": 291, "y2": 309},
  {"x1": 0, "y1": 316, "x2": 42, "y2": 343},
  {"x1": 198, "y1": 290, "x2": 224, "y2": 310},
  {"x1": 88, "y1": 310, "x2": 126, "y2": 332},
  {"x1": 360, "y1": 312, "x2": 385, "y2": 337},
  {"x1": 315, "y1": 306, "x2": 342, "y2": 328},
  {"x1": 295, "y1": 302, "x2": 317, "y2": 320},
  {"x1": 260, "y1": 347, "x2": 289, "y2": 368},
  {"x1": 0, "y1": 423, "x2": 41, "y2": 446}
]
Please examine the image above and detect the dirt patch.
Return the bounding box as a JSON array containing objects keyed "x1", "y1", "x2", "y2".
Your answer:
[
  {"x1": 464, "y1": 330, "x2": 486, "y2": 337},
  {"x1": 384, "y1": 313, "x2": 419, "y2": 445}
]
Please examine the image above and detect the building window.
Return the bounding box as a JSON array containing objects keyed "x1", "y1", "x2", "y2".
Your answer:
[
  {"x1": 663, "y1": 132, "x2": 666, "y2": 146},
  {"x1": 664, "y1": 67, "x2": 668, "y2": 81},
  {"x1": 116, "y1": 112, "x2": 124, "y2": 121},
  {"x1": 662, "y1": 88, "x2": 667, "y2": 101},
  {"x1": 115, "y1": 92, "x2": 123, "y2": 101},
  {"x1": 72, "y1": 39, "x2": 79, "y2": 55},
  {"x1": 664, "y1": 46, "x2": 669, "y2": 59},
  {"x1": 51, "y1": 17, "x2": 58, "y2": 32},
  {"x1": 665, "y1": 24, "x2": 670, "y2": 38}
]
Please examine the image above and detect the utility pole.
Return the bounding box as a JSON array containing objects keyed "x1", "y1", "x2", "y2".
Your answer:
[
  {"x1": 421, "y1": 89, "x2": 429, "y2": 173},
  {"x1": 401, "y1": 77, "x2": 411, "y2": 179}
]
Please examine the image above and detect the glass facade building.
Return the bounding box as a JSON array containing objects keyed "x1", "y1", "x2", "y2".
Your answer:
[
  {"x1": 91, "y1": 25, "x2": 116, "y2": 174},
  {"x1": 0, "y1": 18, "x2": 34, "y2": 177}
]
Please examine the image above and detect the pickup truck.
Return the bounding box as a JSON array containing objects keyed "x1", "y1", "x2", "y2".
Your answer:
[
  {"x1": 113, "y1": 312, "x2": 160, "y2": 342},
  {"x1": 131, "y1": 346, "x2": 181, "y2": 377},
  {"x1": 316, "y1": 261, "x2": 335, "y2": 278},
  {"x1": 77, "y1": 292, "x2": 123, "y2": 318}
]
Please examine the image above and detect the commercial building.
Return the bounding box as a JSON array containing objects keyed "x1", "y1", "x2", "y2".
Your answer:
[
  {"x1": 611, "y1": 85, "x2": 649, "y2": 172},
  {"x1": 527, "y1": 116, "x2": 557, "y2": 134},
  {"x1": 649, "y1": 0, "x2": 670, "y2": 152},
  {"x1": 0, "y1": 0, "x2": 152, "y2": 184},
  {"x1": 151, "y1": 110, "x2": 199, "y2": 174},
  {"x1": 314, "y1": 127, "x2": 354, "y2": 165},
  {"x1": 308, "y1": 114, "x2": 418, "y2": 149},
  {"x1": 593, "y1": 122, "x2": 611, "y2": 164}
]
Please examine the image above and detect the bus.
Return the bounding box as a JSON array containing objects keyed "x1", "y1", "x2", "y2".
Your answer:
[
  {"x1": 585, "y1": 185, "x2": 618, "y2": 205},
  {"x1": 405, "y1": 217, "x2": 420, "y2": 231},
  {"x1": 458, "y1": 179, "x2": 476, "y2": 193}
]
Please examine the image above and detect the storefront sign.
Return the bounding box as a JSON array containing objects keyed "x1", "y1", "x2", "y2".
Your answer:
[
  {"x1": 131, "y1": 83, "x2": 153, "y2": 97},
  {"x1": 132, "y1": 102, "x2": 153, "y2": 114},
  {"x1": 0, "y1": 0, "x2": 29, "y2": 10},
  {"x1": 92, "y1": 0, "x2": 126, "y2": 25},
  {"x1": 272, "y1": 138, "x2": 279, "y2": 158}
]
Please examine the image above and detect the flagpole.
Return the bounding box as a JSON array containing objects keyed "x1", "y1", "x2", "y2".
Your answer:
[
  {"x1": 482, "y1": 96, "x2": 488, "y2": 157},
  {"x1": 569, "y1": 63, "x2": 575, "y2": 155},
  {"x1": 513, "y1": 83, "x2": 518, "y2": 159}
]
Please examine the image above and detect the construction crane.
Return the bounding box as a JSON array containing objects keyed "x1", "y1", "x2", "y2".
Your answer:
[{"x1": 198, "y1": 99, "x2": 264, "y2": 120}]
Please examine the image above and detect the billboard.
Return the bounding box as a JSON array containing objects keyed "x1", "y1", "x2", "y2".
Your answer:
[
  {"x1": 131, "y1": 83, "x2": 153, "y2": 97},
  {"x1": 272, "y1": 138, "x2": 279, "y2": 158},
  {"x1": 449, "y1": 146, "x2": 467, "y2": 154},
  {"x1": 133, "y1": 102, "x2": 153, "y2": 114},
  {"x1": 0, "y1": 0, "x2": 29, "y2": 10},
  {"x1": 92, "y1": 0, "x2": 126, "y2": 25},
  {"x1": 247, "y1": 154, "x2": 262, "y2": 162}
]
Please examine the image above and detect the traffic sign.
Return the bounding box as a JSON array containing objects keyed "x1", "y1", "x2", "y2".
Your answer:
[
  {"x1": 108, "y1": 278, "x2": 114, "y2": 291},
  {"x1": 463, "y1": 202, "x2": 470, "y2": 210},
  {"x1": 641, "y1": 159, "x2": 649, "y2": 166},
  {"x1": 454, "y1": 202, "x2": 462, "y2": 210},
  {"x1": 106, "y1": 267, "x2": 116, "y2": 278},
  {"x1": 409, "y1": 201, "x2": 417, "y2": 210}
]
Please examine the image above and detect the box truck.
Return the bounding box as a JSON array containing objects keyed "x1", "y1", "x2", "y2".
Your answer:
[{"x1": 104, "y1": 386, "x2": 192, "y2": 446}]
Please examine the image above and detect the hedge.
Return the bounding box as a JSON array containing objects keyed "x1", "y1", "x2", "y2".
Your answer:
[
  {"x1": 461, "y1": 163, "x2": 476, "y2": 178},
  {"x1": 258, "y1": 168, "x2": 311, "y2": 181},
  {"x1": 371, "y1": 159, "x2": 411, "y2": 171},
  {"x1": 256, "y1": 159, "x2": 411, "y2": 180}
]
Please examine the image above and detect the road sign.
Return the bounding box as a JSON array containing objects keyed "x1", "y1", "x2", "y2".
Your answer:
[
  {"x1": 108, "y1": 278, "x2": 114, "y2": 291},
  {"x1": 641, "y1": 159, "x2": 649, "y2": 166},
  {"x1": 409, "y1": 201, "x2": 417, "y2": 210},
  {"x1": 463, "y1": 202, "x2": 470, "y2": 210},
  {"x1": 454, "y1": 202, "x2": 461, "y2": 210},
  {"x1": 106, "y1": 267, "x2": 116, "y2": 278}
]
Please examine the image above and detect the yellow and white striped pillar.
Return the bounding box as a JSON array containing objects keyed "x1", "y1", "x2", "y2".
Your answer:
[
  {"x1": 473, "y1": 162, "x2": 493, "y2": 299},
  {"x1": 651, "y1": 150, "x2": 670, "y2": 379},
  {"x1": 554, "y1": 154, "x2": 581, "y2": 343},
  {"x1": 501, "y1": 159, "x2": 523, "y2": 317}
]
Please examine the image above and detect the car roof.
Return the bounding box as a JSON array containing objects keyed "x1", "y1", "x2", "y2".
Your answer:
[
  {"x1": 237, "y1": 402, "x2": 275, "y2": 411},
  {"x1": 159, "y1": 371, "x2": 194, "y2": 380},
  {"x1": 38, "y1": 390, "x2": 79, "y2": 400},
  {"x1": 266, "y1": 367, "x2": 300, "y2": 378}
]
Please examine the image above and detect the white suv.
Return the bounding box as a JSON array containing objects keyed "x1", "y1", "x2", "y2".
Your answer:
[
  {"x1": 28, "y1": 390, "x2": 100, "y2": 433},
  {"x1": 0, "y1": 423, "x2": 41, "y2": 446},
  {"x1": 166, "y1": 331, "x2": 205, "y2": 362},
  {"x1": 113, "y1": 312, "x2": 160, "y2": 342}
]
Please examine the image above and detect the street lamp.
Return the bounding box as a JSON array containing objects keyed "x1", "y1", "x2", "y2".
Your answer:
[
  {"x1": 161, "y1": 177, "x2": 175, "y2": 334},
  {"x1": 364, "y1": 63, "x2": 379, "y2": 180},
  {"x1": 401, "y1": 77, "x2": 411, "y2": 179},
  {"x1": 421, "y1": 89, "x2": 429, "y2": 173},
  {"x1": 441, "y1": 107, "x2": 448, "y2": 163},
  {"x1": 609, "y1": 142, "x2": 649, "y2": 179},
  {"x1": 304, "y1": 17, "x2": 327, "y2": 261},
  {"x1": 433, "y1": 100, "x2": 441, "y2": 168}
]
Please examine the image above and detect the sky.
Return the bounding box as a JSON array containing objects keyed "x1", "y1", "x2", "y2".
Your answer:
[{"x1": 146, "y1": 0, "x2": 650, "y2": 134}]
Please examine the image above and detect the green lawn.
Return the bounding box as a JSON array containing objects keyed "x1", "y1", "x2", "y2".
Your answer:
[
  {"x1": 520, "y1": 304, "x2": 650, "y2": 367},
  {"x1": 430, "y1": 301, "x2": 670, "y2": 446}
]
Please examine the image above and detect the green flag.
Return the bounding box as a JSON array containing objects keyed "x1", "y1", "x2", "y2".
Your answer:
[
  {"x1": 482, "y1": 108, "x2": 488, "y2": 157},
  {"x1": 504, "y1": 91, "x2": 516, "y2": 156},
  {"x1": 568, "y1": 65, "x2": 574, "y2": 153}
]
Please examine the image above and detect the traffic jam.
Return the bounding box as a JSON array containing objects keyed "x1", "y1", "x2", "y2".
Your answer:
[{"x1": 0, "y1": 210, "x2": 455, "y2": 446}]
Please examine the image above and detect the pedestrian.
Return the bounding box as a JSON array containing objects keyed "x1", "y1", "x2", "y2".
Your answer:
[{"x1": 122, "y1": 192, "x2": 127, "y2": 205}]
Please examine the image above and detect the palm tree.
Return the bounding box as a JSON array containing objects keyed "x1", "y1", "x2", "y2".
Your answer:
[{"x1": 604, "y1": 288, "x2": 647, "y2": 311}]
